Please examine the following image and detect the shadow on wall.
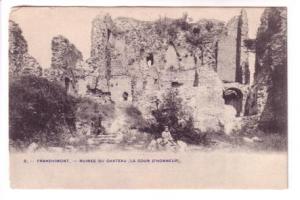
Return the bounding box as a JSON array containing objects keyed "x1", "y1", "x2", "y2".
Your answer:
[{"x1": 259, "y1": 84, "x2": 287, "y2": 134}]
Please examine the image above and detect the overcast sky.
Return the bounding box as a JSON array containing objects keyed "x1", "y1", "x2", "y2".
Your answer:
[{"x1": 10, "y1": 7, "x2": 265, "y2": 68}]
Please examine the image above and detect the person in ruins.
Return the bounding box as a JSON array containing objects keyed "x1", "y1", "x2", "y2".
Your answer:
[
  {"x1": 93, "y1": 116, "x2": 105, "y2": 136},
  {"x1": 161, "y1": 126, "x2": 175, "y2": 145},
  {"x1": 76, "y1": 121, "x2": 91, "y2": 136},
  {"x1": 82, "y1": 123, "x2": 91, "y2": 136}
]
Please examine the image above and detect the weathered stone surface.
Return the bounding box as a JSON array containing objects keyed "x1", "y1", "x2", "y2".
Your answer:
[
  {"x1": 80, "y1": 12, "x2": 253, "y2": 134},
  {"x1": 47, "y1": 35, "x2": 84, "y2": 95},
  {"x1": 217, "y1": 9, "x2": 250, "y2": 84},
  {"x1": 86, "y1": 14, "x2": 225, "y2": 102},
  {"x1": 9, "y1": 20, "x2": 42, "y2": 76},
  {"x1": 239, "y1": 9, "x2": 250, "y2": 85},
  {"x1": 244, "y1": 8, "x2": 287, "y2": 134},
  {"x1": 88, "y1": 14, "x2": 115, "y2": 92},
  {"x1": 51, "y1": 35, "x2": 83, "y2": 70}
]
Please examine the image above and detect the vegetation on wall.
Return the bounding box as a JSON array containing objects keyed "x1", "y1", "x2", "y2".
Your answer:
[{"x1": 145, "y1": 89, "x2": 207, "y2": 145}]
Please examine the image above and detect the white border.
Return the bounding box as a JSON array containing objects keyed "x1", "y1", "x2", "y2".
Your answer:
[
  {"x1": 0, "y1": 0, "x2": 290, "y2": 7},
  {"x1": 1, "y1": 0, "x2": 300, "y2": 199}
]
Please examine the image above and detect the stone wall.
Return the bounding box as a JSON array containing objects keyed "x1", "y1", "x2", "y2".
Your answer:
[
  {"x1": 8, "y1": 11, "x2": 257, "y2": 135},
  {"x1": 87, "y1": 14, "x2": 226, "y2": 99},
  {"x1": 47, "y1": 35, "x2": 84, "y2": 95},
  {"x1": 244, "y1": 8, "x2": 287, "y2": 134},
  {"x1": 51, "y1": 35, "x2": 83, "y2": 70},
  {"x1": 9, "y1": 20, "x2": 42, "y2": 77},
  {"x1": 77, "y1": 12, "x2": 253, "y2": 134},
  {"x1": 217, "y1": 10, "x2": 250, "y2": 84},
  {"x1": 238, "y1": 9, "x2": 250, "y2": 84}
]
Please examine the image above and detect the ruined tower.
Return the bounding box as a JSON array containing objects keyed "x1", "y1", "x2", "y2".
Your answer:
[
  {"x1": 89, "y1": 14, "x2": 114, "y2": 92},
  {"x1": 217, "y1": 9, "x2": 250, "y2": 84}
]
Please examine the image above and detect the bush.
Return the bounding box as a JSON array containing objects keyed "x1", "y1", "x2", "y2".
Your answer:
[
  {"x1": 145, "y1": 89, "x2": 206, "y2": 145},
  {"x1": 124, "y1": 105, "x2": 149, "y2": 130},
  {"x1": 9, "y1": 75, "x2": 76, "y2": 147},
  {"x1": 75, "y1": 97, "x2": 115, "y2": 122}
]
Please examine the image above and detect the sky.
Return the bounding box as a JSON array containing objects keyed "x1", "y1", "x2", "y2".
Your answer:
[{"x1": 10, "y1": 7, "x2": 265, "y2": 68}]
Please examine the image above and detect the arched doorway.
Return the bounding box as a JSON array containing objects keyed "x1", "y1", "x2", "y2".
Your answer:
[
  {"x1": 223, "y1": 88, "x2": 243, "y2": 117},
  {"x1": 146, "y1": 53, "x2": 154, "y2": 66},
  {"x1": 122, "y1": 91, "x2": 129, "y2": 101},
  {"x1": 64, "y1": 77, "x2": 70, "y2": 92}
]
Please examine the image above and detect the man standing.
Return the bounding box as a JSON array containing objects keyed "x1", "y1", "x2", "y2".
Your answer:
[{"x1": 94, "y1": 116, "x2": 105, "y2": 136}]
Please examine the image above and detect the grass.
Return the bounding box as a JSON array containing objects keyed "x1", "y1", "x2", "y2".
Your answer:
[{"x1": 206, "y1": 131, "x2": 287, "y2": 152}]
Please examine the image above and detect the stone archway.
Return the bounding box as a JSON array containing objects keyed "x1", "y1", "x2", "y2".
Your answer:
[{"x1": 223, "y1": 87, "x2": 243, "y2": 117}]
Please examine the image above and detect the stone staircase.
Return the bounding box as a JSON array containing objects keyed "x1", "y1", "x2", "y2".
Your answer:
[{"x1": 89, "y1": 134, "x2": 122, "y2": 145}]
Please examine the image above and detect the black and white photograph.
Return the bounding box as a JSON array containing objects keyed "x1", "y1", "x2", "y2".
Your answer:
[{"x1": 7, "y1": 6, "x2": 287, "y2": 189}]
